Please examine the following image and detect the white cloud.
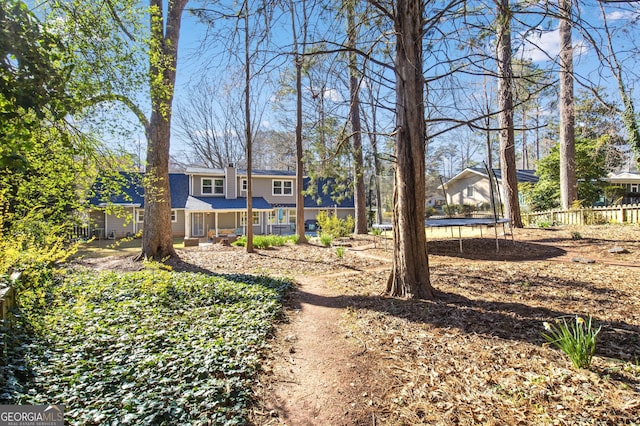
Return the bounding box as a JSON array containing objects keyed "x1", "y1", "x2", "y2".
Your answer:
[
  {"x1": 519, "y1": 29, "x2": 560, "y2": 62},
  {"x1": 324, "y1": 88, "x2": 344, "y2": 103},
  {"x1": 606, "y1": 10, "x2": 637, "y2": 21},
  {"x1": 518, "y1": 28, "x2": 588, "y2": 63}
]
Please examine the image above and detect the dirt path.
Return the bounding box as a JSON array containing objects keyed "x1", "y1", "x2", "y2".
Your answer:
[{"x1": 254, "y1": 271, "x2": 380, "y2": 426}]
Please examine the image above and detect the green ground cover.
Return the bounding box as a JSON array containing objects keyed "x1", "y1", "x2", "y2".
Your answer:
[{"x1": 1, "y1": 269, "x2": 292, "y2": 425}]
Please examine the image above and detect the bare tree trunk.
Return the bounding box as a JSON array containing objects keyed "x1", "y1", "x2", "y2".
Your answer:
[
  {"x1": 140, "y1": 0, "x2": 187, "y2": 261},
  {"x1": 484, "y1": 75, "x2": 494, "y2": 171},
  {"x1": 535, "y1": 102, "x2": 540, "y2": 161},
  {"x1": 385, "y1": 0, "x2": 433, "y2": 300},
  {"x1": 559, "y1": 0, "x2": 576, "y2": 209},
  {"x1": 244, "y1": 7, "x2": 254, "y2": 253},
  {"x1": 522, "y1": 109, "x2": 528, "y2": 169},
  {"x1": 363, "y1": 70, "x2": 384, "y2": 225},
  {"x1": 290, "y1": 0, "x2": 308, "y2": 244},
  {"x1": 370, "y1": 106, "x2": 383, "y2": 226},
  {"x1": 347, "y1": 3, "x2": 367, "y2": 234},
  {"x1": 496, "y1": 0, "x2": 522, "y2": 227}
]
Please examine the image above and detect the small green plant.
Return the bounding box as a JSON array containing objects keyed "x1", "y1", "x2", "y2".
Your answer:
[
  {"x1": 536, "y1": 219, "x2": 553, "y2": 229},
  {"x1": 335, "y1": 246, "x2": 345, "y2": 258},
  {"x1": 570, "y1": 231, "x2": 582, "y2": 240},
  {"x1": 320, "y1": 234, "x2": 333, "y2": 247},
  {"x1": 542, "y1": 316, "x2": 601, "y2": 369}
]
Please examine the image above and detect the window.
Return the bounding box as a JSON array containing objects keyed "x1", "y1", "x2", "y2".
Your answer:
[
  {"x1": 273, "y1": 180, "x2": 293, "y2": 196},
  {"x1": 202, "y1": 178, "x2": 224, "y2": 195},
  {"x1": 241, "y1": 212, "x2": 260, "y2": 225},
  {"x1": 171, "y1": 210, "x2": 177, "y2": 223},
  {"x1": 202, "y1": 178, "x2": 212, "y2": 194},
  {"x1": 467, "y1": 186, "x2": 475, "y2": 197},
  {"x1": 214, "y1": 179, "x2": 224, "y2": 194},
  {"x1": 241, "y1": 179, "x2": 247, "y2": 191},
  {"x1": 137, "y1": 210, "x2": 144, "y2": 223},
  {"x1": 631, "y1": 184, "x2": 639, "y2": 193}
]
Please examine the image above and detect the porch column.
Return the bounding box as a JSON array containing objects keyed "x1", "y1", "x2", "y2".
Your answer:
[{"x1": 185, "y1": 212, "x2": 191, "y2": 238}]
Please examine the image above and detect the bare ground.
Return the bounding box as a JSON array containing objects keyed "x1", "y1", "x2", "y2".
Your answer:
[{"x1": 75, "y1": 224, "x2": 640, "y2": 425}]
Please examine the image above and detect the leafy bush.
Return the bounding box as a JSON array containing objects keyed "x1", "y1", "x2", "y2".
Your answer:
[
  {"x1": 542, "y1": 316, "x2": 601, "y2": 369},
  {"x1": 320, "y1": 234, "x2": 332, "y2": 247},
  {"x1": 2, "y1": 270, "x2": 293, "y2": 424},
  {"x1": 425, "y1": 206, "x2": 438, "y2": 217},
  {"x1": 442, "y1": 204, "x2": 459, "y2": 216},
  {"x1": 316, "y1": 212, "x2": 354, "y2": 238},
  {"x1": 232, "y1": 235, "x2": 293, "y2": 249},
  {"x1": 335, "y1": 246, "x2": 345, "y2": 258},
  {"x1": 0, "y1": 208, "x2": 77, "y2": 327}
]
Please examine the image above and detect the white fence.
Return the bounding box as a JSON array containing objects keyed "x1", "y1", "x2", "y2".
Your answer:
[{"x1": 524, "y1": 204, "x2": 640, "y2": 226}]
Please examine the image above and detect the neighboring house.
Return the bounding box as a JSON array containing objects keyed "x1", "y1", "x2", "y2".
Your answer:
[
  {"x1": 89, "y1": 165, "x2": 354, "y2": 239},
  {"x1": 439, "y1": 167, "x2": 539, "y2": 209},
  {"x1": 605, "y1": 171, "x2": 640, "y2": 204}
]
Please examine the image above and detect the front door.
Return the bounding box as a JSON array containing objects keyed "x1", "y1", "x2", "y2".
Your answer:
[{"x1": 192, "y1": 213, "x2": 205, "y2": 237}]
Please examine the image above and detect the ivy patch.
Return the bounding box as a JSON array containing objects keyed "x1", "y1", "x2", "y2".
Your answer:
[{"x1": 1, "y1": 270, "x2": 292, "y2": 425}]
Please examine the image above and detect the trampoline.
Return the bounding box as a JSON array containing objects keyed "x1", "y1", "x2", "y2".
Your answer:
[
  {"x1": 426, "y1": 217, "x2": 511, "y2": 253},
  {"x1": 372, "y1": 162, "x2": 513, "y2": 253}
]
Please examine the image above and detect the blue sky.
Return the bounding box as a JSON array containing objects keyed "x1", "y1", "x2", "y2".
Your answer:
[{"x1": 85, "y1": 1, "x2": 640, "y2": 165}]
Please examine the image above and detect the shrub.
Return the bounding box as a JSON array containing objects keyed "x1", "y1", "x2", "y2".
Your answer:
[
  {"x1": 232, "y1": 235, "x2": 292, "y2": 249},
  {"x1": 335, "y1": 246, "x2": 345, "y2": 258},
  {"x1": 316, "y1": 211, "x2": 354, "y2": 238},
  {"x1": 542, "y1": 316, "x2": 601, "y2": 369},
  {"x1": 0, "y1": 209, "x2": 77, "y2": 326},
  {"x1": 425, "y1": 206, "x2": 438, "y2": 217},
  {"x1": 442, "y1": 204, "x2": 459, "y2": 216}
]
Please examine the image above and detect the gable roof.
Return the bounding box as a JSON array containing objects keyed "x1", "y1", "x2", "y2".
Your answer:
[
  {"x1": 441, "y1": 167, "x2": 539, "y2": 189},
  {"x1": 606, "y1": 171, "x2": 640, "y2": 183},
  {"x1": 90, "y1": 172, "x2": 189, "y2": 209},
  {"x1": 89, "y1": 171, "x2": 354, "y2": 210},
  {"x1": 487, "y1": 168, "x2": 539, "y2": 183}
]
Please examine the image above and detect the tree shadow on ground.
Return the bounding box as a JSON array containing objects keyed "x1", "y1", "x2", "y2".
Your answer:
[
  {"x1": 289, "y1": 280, "x2": 640, "y2": 383},
  {"x1": 427, "y1": 239, "x2": 566, "y2": 261}
]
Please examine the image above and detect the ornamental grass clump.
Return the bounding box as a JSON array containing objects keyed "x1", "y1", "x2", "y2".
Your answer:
[{"x1": 542, "y1": 315, "x2": 601, "y2": 369}]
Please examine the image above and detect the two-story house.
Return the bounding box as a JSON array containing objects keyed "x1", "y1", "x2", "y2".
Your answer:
[{"x1": 88, "y1": 165, "x2": 355, "y2": 240}]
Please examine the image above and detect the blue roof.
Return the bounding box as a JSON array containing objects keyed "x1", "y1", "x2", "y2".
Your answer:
[
  {"x1": 168, "y1": 174, "x2": 190, "y2": 208},
  {"x1": 90, "y1": 172, "x2": 355, "y2": 210},
  {"x1": 303, "y1": 177, "x2": 355, "y2": 208},
  {"x1": 90, "y1": 172, "x2": 189, "y2": 209},
  {"x1": 470, "y1": 167, "x2": 539, "y2": 184},
  {"x1": 89, "y1": 172, "x2": 144, "y2": 206},
  {"x1": 186, "y1": 196, "x2": 273, "y2": 210}
]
